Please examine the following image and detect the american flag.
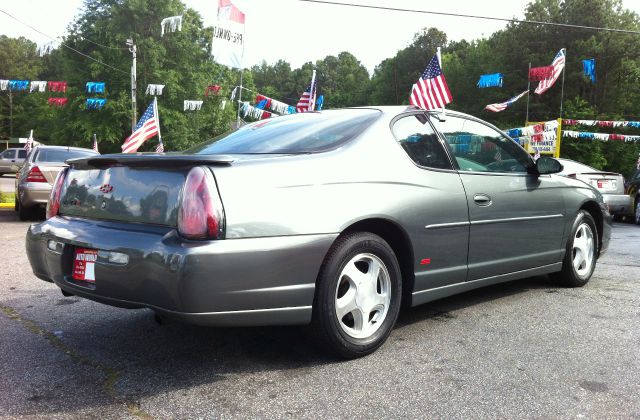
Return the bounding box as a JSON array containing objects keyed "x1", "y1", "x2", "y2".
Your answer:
[
  {"x1": 24, "y1": 130, "x2": 33, "y2": 153},
  {"x1": 92, "y1": 134, "x2": 99, "y2": 153},
  {"x1": 121, "y1": 97, "x2": 160, "y2": 153},
  {"x1": 485, "y1": 90, "x2": 529, "y2": 113},
  {"x1": 534, "y1": 148, "x2": 541, "y2": 161},
  {"x1": 155, "y1": 140, "x2": 164, "y2": 153},
  {"x1": 534, "y1": 49, "x2": 566, "y2": 95},
  {"x1": 296, "y1": 70, "x2": 316, "y2": 113},
  {"x1": 409, "y1": 54, "x2": 452, "y2": 110}
]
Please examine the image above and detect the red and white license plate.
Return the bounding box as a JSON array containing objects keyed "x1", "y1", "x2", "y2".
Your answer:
[
  {"x1": 73, "y1": 248, "x2": 98, "y2": 282},
  {"x1": 596, "y1": 180, "x2": 610, "y2": 189}
]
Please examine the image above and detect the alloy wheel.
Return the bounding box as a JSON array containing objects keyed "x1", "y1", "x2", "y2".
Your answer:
[
  {"x1": 334, "y1": 253, "x2": 391, "y2": 339},
  {"x1": 572, "y1": 222, "x2": 595, "y2": 277}
]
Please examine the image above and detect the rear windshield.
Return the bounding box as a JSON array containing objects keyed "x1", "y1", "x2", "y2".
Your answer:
[
  {"x1": 34, "y1": 148, "x2": 97, "y2": 163},
  {"x1": 187, "y1": 109, "x2": 381, "y2": 154}
]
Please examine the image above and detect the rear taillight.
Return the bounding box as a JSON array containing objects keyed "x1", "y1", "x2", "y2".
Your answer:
[
  {"x1": 26, "y1": 166, "x2": 47, "y2": 183},
  {"x1": 46, "y1": 168, "x2": 68, "y2": 219},
  {"x1": 178, "y1": 166, "x2": 225, "y2": 240}
]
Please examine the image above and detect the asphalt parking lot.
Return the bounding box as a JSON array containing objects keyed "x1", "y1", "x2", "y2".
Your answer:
[{"x1": 0, "y1": 209, "x2": 638, "y2": 419}]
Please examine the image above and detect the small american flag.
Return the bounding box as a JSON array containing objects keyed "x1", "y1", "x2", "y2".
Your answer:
[
  {"x1": 535, "y1": 49, "x2": 566, "y2": 95},
  {"x1": 122, "y1": 97, "x2": 160, "y2": 153},
  {"x1": 24, "y1": 130, "x2": 33, "y2": 153},
  {"x1": 485, "y1": 90, "x2": 529, "y2": 113},
  {"x1": 494, "y1": 149, "x2": 502, "y2": 162},
  {"x1": 92, "y1": 134, "x2": 99, "y2": 153},
  {"x1": 296, "y1": 70, "x2": 317, "y2": 113},
  {"x1": 155, "y1": 140, "x2": 164, "y2": 153},
  {"x1": 409, "y1": 54, "x2": 452, "y2": 110},
  {"x1": 534, "y1": 148, "x2": 541, "y2": 161}
]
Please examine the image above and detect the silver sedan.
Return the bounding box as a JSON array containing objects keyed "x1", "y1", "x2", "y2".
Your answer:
[{"x1": 26, "y1": 107, "x2": 611, "y2": 358}]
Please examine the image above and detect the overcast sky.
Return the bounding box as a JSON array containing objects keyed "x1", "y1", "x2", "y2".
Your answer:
[{"x1": 1, "y1": 0, "x2": 639, "y2": 74}]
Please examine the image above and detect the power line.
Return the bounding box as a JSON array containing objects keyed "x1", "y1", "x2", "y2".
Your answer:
[
  {"x1": 0, "y1": 9, "x2": 129, "y2": 75},
  {"x1": 297, "y1": 0, "x2": 640, "y2": 35}
]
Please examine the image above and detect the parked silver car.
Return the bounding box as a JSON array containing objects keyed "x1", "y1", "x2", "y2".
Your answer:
[
  {"x1": 26, "y1": 107, "x2": 611, "y2": 358},
  {"x1": 15, "y1": 145, "x2": 98, "y2": 220},
  {"x1": 0, "y1": 147, "x2": 27, "y2": 175},
  {"x1": 557, "y1": 158, "x2": 632, "y2": 219}
]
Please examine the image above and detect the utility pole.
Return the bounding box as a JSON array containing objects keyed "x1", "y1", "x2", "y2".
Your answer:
[{"x1": 126, "y1": 38, "x2": 137, "y2": 132}]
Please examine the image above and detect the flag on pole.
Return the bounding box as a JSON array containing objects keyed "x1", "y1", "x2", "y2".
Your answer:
[
  {"x1": 24, "y1": 130, "x2": 34, "y2": 153},
  {"x1": 296, "y1": 70, "x2": 317, "y2": 113},
  {"x1": 92, "y1": 134, "x2": 99, "y2": 153},
  {"x1": 121, "y1": 98, "x2": 160, "y2": 153},
  {"x1": 211, "y1": 0, "x2": 246, "y2": 69},
  {"x1": 409, "y1": 54, "x2": 452, "y2": 110},
  {"x1": 535, "y1": 49, "x2": 566, "y2": 95},
  {"x1": 155, "y1": 140, "x2": 164, "y2": 153},
  {"x1": 484, "y1": 90, "x2": 529, "y2": 113}
]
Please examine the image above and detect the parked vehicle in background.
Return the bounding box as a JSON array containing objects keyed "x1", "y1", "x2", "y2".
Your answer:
[
  {"x1": 0, "y1": 148, "x2": 27, "y2": 175},
  {"x1": 25, "y1": 107, "x2": 611, "y2": 358},
  {"x1": 15, "y1": 145, "x2": 99, "y2": 220},
  {"x1": 625, "y1": 168, "x2": 640, "y2": 224},
  {"x1": 557, "y1": 158, "x2": 632, "y2": 221}
]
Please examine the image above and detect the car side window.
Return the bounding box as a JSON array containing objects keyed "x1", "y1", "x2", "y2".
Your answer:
[
  {"x1": 2, "y1": 150, "x2": 15, "y2": 159},
  {"x1": 17, "y1": 150, "x2": 26, "y2": 159},
  {"x1": 392, "y1": 114, "x2": 453, "y2": 170},
  {"x1": 431, "y1": 116, "x2": 533, "y2": 173}
]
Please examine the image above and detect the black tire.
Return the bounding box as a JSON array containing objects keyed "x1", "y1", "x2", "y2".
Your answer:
[
  {"x1": 312, "y1": 232, "x2": 402, "y2": 359},
  {"x1": 18, "y1": 201, "x2": 32, "y2": 221},
  {"x1": 551, "y1": 210, "x2": 598, "y2": 287}
]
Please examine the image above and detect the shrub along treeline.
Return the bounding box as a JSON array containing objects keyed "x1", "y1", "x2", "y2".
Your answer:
[{"x1": 1, "y1": 0, "x2": 639, "y2": 176}]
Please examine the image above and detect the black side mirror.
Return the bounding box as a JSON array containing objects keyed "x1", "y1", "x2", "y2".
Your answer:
[{"x1": 536, "y1": 157, "x2": 563, "y2": 175}]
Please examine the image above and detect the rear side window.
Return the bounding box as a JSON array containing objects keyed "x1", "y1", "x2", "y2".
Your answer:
[
  {"x1": 17, "y1": 150, "x2": 26, "y2": 159},
  {"x1": 34, "y1": 149, "x2": 97, "y2": 163},
  {"x1": 187, "y1": 109, "x2": 381, "y2": 154},
  {"x1": 392, "y1": 114, "x2": 452, "y2": 170}
]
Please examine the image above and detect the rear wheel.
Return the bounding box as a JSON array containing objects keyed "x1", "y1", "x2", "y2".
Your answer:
[
  {"x1": 17, "y1": 200, "x2": 33, "y2": 221},
  {"x1": 312, "y1": 232, "x2": 402, "y2": 358},
  {"x1": 551, "y1": 210, "x2": 598, "y2": 287}
]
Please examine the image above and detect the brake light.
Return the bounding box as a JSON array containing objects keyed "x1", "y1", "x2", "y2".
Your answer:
[
  {"x1": 26, "y1": 166, "x2": 47, "y2": 183},
  {"x1": 178, "y1": 166, "x2": 225, "y2": 240},
  {"x1": 46, "y1": 168, "x2": 68, "y2": 219}
]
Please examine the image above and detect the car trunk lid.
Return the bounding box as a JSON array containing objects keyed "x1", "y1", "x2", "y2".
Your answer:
[{"x1": 575, "y1": 172, "x2": 625, "y2": 194}]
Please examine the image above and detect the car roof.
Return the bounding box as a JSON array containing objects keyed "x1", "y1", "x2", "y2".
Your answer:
[{"x1": 32, "y1": 145, "x2": 97, "y2": 152}]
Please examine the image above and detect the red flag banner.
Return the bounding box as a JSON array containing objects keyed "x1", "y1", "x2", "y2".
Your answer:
[{"x1": 528, "y1": 66, "x2": 554, "y2": 81}]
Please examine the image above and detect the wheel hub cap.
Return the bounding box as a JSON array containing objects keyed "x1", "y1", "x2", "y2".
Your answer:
[
  {"x1": 335, "y1": 253, "x2": 391, "y2": 339},
  {"x1": 572, "y1": 222, "x2": 595, "y2": 277}
]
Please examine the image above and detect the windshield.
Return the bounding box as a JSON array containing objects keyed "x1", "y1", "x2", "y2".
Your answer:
[
  {"x1": 187, "y1": 109, "x2": 381, "y2": 154},
  {"x1": 34, "y1": 148, "x2": 98, "y2": 163}
]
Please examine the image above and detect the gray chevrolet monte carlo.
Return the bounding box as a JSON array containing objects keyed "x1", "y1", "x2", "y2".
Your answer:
[{"x1": 26, "y1": 106, "x2": 611, "y2": 358}]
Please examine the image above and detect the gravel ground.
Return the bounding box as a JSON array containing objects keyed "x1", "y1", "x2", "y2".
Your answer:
[{"x1": 1, "y1": 208, "x2": 638, "y2": 419}]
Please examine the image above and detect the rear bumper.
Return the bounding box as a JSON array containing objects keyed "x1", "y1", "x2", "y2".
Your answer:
[
  {"x1": 603, "y1": 193, "x2": 632, "y2": 215},
  {"x1": 26, "y1": 216, "x2": 337, "y2": 326},
  {"x1": 19, "y1": 183, "x2": 51, "y2": 208}
]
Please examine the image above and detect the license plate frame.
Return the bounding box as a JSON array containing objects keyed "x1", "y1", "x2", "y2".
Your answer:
[{"x1": 72, "y1": 248, "x2": 98, "y2": 283}]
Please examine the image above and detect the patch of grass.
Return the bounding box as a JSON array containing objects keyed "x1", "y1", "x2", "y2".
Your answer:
[{"x1": 0, "y1": 191, "x2": 15, "y2": 204}]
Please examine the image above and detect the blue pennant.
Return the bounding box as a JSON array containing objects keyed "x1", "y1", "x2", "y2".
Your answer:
[
  {"x1": 477, "y1": 73, "x2": 503, "y2": 88},
  {"x1": 582, "y1": 59, "x2": 596, "y2": 83},
  {"x1": 316, "y1": 95, "x2": 324, "y2": 110},
  {"x1": 86, "y1": 98, "x2": 106, "y2": 110}
]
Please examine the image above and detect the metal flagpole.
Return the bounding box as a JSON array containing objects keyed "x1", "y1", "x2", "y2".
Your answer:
[
  {"x1": 236, "y1": 70, "x2": 243, "y2": 126},
  {"x1": 559, "y1": 50, "x2": 567, "y2": 119},
  {"x1": 154, "y1": 96, "x2": 162, "y2": 144},
  {"x1": 437, "y1": 47, "x2": 446, "y2": 118},
  {"x1": 526, "y1": 62, "x2": 531, "y2": 124}
]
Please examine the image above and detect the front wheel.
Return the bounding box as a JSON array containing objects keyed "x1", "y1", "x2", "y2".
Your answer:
[
  {"x1": 551, "y1": 210, "x2": 598, "y2": 287},
  {"x1": 312, "y1": 232, "x2": 402, "y2": 359}
]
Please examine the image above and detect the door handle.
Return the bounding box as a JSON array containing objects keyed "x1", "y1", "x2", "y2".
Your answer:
[{"x1": 473, "y1": 194, "x2": 492, "y2": 206}]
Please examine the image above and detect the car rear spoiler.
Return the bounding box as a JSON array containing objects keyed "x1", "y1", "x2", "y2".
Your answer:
[{"x1": 67, "y1": 153, "x2": 235, "y2": 169}]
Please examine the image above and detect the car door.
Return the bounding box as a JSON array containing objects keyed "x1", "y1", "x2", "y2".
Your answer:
[
  {"x1": 0, "y1": 149, "x2": 16, "y2": 173},
  {"x1": 431, "y1": 115, "x2": 566, "y2": 281},
  {"x1": 391, "y1": 112, "x2": 469, "y2": 292}
]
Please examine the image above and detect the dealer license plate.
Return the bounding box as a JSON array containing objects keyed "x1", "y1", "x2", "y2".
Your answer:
[{"x1": 73, "y1": 248, "x2": 98, "y2": 282}]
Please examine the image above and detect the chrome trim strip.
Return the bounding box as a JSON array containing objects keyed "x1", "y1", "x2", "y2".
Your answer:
[
  {"x1": 470, "y1": 214, "x2": 564, "y2": 226},
  {"x1": 425, "y1": 221, "x2": 470, "y2": 229}
]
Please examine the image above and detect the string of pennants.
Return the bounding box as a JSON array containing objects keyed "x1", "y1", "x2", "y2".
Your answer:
[
  {"x1": 505, "y1": 120, "x2": 559, "y2": 146},
  {"x1": 562, "y1": 131, "x2": 640, "y2": 142},
  {"x1": 561, "y1": 119, "x2": 640, "y2": 128}
]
